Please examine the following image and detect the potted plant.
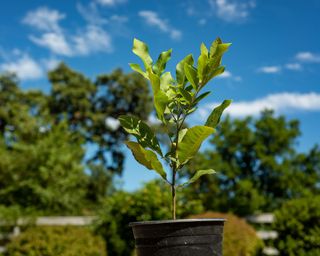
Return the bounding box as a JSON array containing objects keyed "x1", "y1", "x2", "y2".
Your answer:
[{"x1": 119, "y1": 38, "x2": 232, "y2": 256}]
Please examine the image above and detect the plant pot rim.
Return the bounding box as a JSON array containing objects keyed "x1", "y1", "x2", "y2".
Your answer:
[{"x1": 129, "y1": 218, "x2": 226, "y2": 227}]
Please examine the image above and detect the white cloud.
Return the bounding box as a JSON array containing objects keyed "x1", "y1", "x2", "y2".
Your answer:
[
  {"x1": 96, "y1": 0, "x2": 127, "y2": 6},
  {"x1": 260, "y1": 52, "x2": 319, "y2": 75},
  {"x1": 42, "y1": 58, "x2": 60, "y2": 70},
  {"x1": 110, "y1": 15, "x2": 128, "y2": 23},
  {"x1": 139, "y1": 10, "x2": 182, "y2": 40},
  {"x1": 0, "y1": 55, "x2": 43, "y2": 80},
  {"x1": 77, "y1": 3, "x2": 108, "y2": 25},
  {"x1": 73, "y1": 25, "x2": 113, "y2": 55},
  {"x1": 22, "y1": 7, "x2": 65, "y2": 32},
  {"x1": 198, "y1": 92, "x2": 320, "y2": 119},
  {"x1": 23, "y1": 7, "x2": 113, "y2": 57},
  {"x1": 285, "y1": 63, "x2": 302, "y2": 71},
  {"x1": 257, "y1": 66, "x2": 281, "y2": 74},
  {"x1": 215, "y1": 70, "x2": 242, "y2": 81},
  {"x1": 30, "y1": 32, "x2": 72, "y2": 56},
  {"x1": 295, "y1": 52, "x2": 320, "y2": 63},
  {"x1": 209, "y1": 0, "x2": 256, "y2": 22}
]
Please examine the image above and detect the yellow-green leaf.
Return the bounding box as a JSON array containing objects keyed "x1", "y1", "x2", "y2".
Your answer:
[
  {"x1": 181, "y1": 169, "x2": 216, "y2": 186},
  {"x1": 197, "y1": 53, "x2": 208, "y2": 84},
  {"x1": 209, "y1": 37, "x2": 222, "y2": 57},
  {"x1": 176, "y1": 54, "x2": 194, "y2": 86},
  {"x1": 148, "y1": 71, "x2": 161, "y2": 94},
  {"x1": 205, "y1": 100, "x2": 232, "y2": 128},
  {"x1": 160, "y1": 72, "x2": 174, "y2": 92},
  {"x1": 184, "y1": 64, "x2": 198, "y2": 90},
  {"x1": 177, "y1": 125, "x2": 215, "y2": 164},
  {"x1": 200, "y1": 43, "x2": 209, "y2": 56},
  {"x1": 154, "y1": 91, "x2": 169, "y2": 123},
  {"x1": 153, "y1": 49, "x2": 172, "y2": 75},
  {"x1": 178, "y1": 128, "x2": 188, "y2": 143},
  {"x1": 194, "y1": 91, "x2": 211, "y2": 104},
  {"x1": 126, "y1": 141, "x2": 167, "y2": 180},
  {"x1": 129, "y1": 63, "x2": 148, "y2": 79},
  {"x1": 132, "y1": 38, "x2": 153, "y2": 70},
  {"x1": 206, "y1": 66, "x2": 225, "y2": 82},
  {"x1": 209, "y1": 38, "x2": 231, "y2": 69},
  {"x1": 178, "y1": 88, "x2": 192, "y2": 104}
]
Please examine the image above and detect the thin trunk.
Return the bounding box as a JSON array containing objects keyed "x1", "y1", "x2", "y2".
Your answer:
[{"x1": 171, "y1": 170, "x2": 176, "y2": 219}]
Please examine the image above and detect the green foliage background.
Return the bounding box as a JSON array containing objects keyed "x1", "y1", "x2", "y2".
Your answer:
[
  {"x1": 4, "y1": 226, "x2": 106, "y2": 256},
  {"x1": 273, "y1": 196, "x2": 320, "y2": 256},
  {"x1": 0, "y1": 65, "x2": 152, "y2": 215},
  {"x1": 184, "y1": 110, "x2": 320, "y2": 216}
]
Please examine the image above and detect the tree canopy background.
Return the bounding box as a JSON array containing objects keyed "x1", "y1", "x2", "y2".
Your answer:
[
  {"x1": 0, "y1": 64, "x2": 152, "y2": 215},
  {"x1": 184, "y1": 110, "x2": 320, "y2": 216}
]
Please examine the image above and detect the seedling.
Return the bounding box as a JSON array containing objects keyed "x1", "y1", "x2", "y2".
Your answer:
[{"x1": 119, "y1": 38, "x2": 231, "y2": 219}]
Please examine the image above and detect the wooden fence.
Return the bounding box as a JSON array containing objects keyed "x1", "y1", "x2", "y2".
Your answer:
[{"x1": 1, "y1": 214, "x2": 278, "y2": 254}]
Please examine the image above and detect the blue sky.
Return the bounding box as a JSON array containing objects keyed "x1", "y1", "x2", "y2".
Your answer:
[{"x1": 1, "y1": 0, "x2": 320, "y2": 191}]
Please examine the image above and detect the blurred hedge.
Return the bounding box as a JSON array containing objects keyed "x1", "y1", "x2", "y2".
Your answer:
[
  {"x1": 4, "y1": 226, "x2": 106, "y2": 256},
  {"x1": 191, "y1": 212, "x2": 263, "y2": 256},
  {"x1": 273, "y1": 196, "x2": 320, "y2": 255}
]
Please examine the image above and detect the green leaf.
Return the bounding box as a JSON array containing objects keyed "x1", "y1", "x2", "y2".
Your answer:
[
  {"x1": 181, "y1": 169, "x2": 216, "y2": 186},
  {"x1": 118, "y1": 115, "x2": 162, "y2": 156},
  {"x1": 198, "y1": 43, "x2": 209, "y2": 84},
  {"x1": 126, "y1": 141, "x2": 167, "y2": 180},
  {"x1": 187, "y1": 107, "x2": 197, "y2": 114},
  {"x1": 154, "y1": 91, "x2": 169, "y2": 123},
  {"x1": 176, "y1": 54, "x2": 194, "y2": 86},
  {"x1": 147, "y1": 72, "x2": 170, "y2": 123},
  {"x1": 206, "y1": 66, "x2": 225, "y2": 82},
  {"x1": 209, "y1": 37, "x2": 222, "y2": 57},
  {"x1": 148, "y1": 71, "x2": 160, "y2": 94},
  {"x1": 200, "y1": 43, "x2": 209, "y2": 56},
  {"x1": 184, "y1": 64, "x2": 199, "y2": 90},
  {"x1": 129, "y1": 63, "x2": 148, "y2": 79},
  {"x1": 217, "y1": 43, "x2": 232, "y2": 55},
  {"x1": 178, "y1": 88, "x2": 192, "y2": 104},
  {"x1": 194, "y1": 91, "x2": 211, "y2": 104},
  {"x1": 177, "y1": 125, "x2": 215, "y2": 164},
  {"x1": 178, "y1": 128, "x2": 188, "y2": 143},
  {"x1": 205, "y1": 100, "x2": 232, "y2": 128},
  {"x1": 197, "y1": 53, "x2": 208, "y2": 84},
  {"x1": 208, "y1": 38, "x2": 231, "y2": 69},
  {"x1": 132, "y1": 38, "x2": 153, "y2": 70},
  {"x1": 160, "y1": 72, "x2": 174, "y2": 92},
  {"x1": 153, "y1": 49, "x2": 172, "y2": 75}
]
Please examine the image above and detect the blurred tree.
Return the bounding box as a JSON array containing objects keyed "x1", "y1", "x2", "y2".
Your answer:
[
  {"x1": 0, "y1": 64, "x2": 152, "y2": 213},
  {"x1": 185, "y1": 110, "x2": 320, "y2": 216},
  {"x1": 0, "y1": 74, "x2": 86, "y2": 214},
  {"x1": 0, "y1": 123, "x2": 87, "y2": 215},
  {"x1": 47, "y1": 65, "x2": 152, "y2": 203},
  {"x1": 273, "y1": 196, "x2": 320, "y2": 255}
]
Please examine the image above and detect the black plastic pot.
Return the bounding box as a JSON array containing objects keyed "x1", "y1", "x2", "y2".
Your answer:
[{"x1": 130, "y1": 219, "x2": 225, "y2": 256}]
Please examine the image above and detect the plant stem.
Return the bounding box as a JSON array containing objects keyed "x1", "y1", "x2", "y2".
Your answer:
[
  {"x1": 169, "y1": 88, "x2": 201, "y2": 220},
  {"x1": 171, "y1": 169, "x2": 176, "y2": 220}
]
